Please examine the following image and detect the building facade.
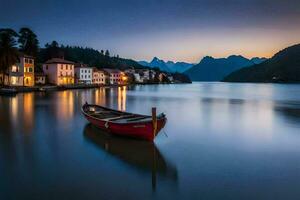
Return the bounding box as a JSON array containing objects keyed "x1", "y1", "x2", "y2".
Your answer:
[
  {"x1": 0, "y1": 54, "x2": 35, "y2": 87},
  {"x1": 103, "y1": 69, "x2": 122, "y2": 85},
  {"x1": 75, "y1": 64, "x2": 93, "y2": 84},
  {"x1": 43, "y1": 58, "x2": 75, "y2": 85},
  {"x1": 23, "y1": 55, "x2": 35, "y2": 86},
  {"x1": 35, "y1": 73, "x2": 46, "y2": 85},
  {"x1": 92, "y1": 68, "x2": 106, "y2": 85}
]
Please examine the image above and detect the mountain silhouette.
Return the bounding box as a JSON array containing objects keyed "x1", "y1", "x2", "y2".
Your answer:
[
  {"x1": 139, "y1": 57, "x2": 193, "y2": 73},
  {"x1": 185, "y1": 55, "x2": 266, "y2": 81},
  {"x1": 223, "y1": 44, "x2": 300, "y2": 83}
]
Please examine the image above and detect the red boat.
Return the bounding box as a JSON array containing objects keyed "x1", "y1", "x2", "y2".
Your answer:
[{"x1": 81, "y1": 103, "x2": 167, "y2": 141}]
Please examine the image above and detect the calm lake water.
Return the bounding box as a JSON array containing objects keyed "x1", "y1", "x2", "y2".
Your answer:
[{"x1": 1, "y1": 82, "x2": 300, "y2": 200}]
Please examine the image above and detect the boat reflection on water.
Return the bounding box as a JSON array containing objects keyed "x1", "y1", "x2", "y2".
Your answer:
[{"x1": 83, "y1": 124, "x2": 178, "y2": 191}]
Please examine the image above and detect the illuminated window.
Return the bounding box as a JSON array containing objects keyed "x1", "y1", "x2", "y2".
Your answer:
[
  {"x1": 11, "y1": 65, "x2": 18, "y2": 72},
  {"x1": 11, "y1": 76, "x2": 17, "y2": 85}
]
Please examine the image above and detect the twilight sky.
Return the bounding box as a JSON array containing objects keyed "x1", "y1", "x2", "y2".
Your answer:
[{"x1": 1, "y1": 0, "x2": 300, "y2": 62}]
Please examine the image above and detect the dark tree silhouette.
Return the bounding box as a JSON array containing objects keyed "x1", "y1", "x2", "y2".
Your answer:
[
  {"x1": 105, "y1": 50, "x2": 110, "y2": 57},
  {"x1": 18, "y1": 27, "x2": 39, "y2": 57},
  {"x1": 0, "y1": 28, "x2": 19, "y2": 86}
]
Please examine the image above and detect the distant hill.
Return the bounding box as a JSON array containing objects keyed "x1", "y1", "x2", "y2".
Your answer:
[
  {"x1": 185, "y1": 55, "x2": 266, "y2": 81},
  {"x1": 223, "y1": 44, "x2": 300, "y2": 83},
  {"x1": 251, "y1": 57, "x2": 267, "y2": 64},
  {"x1": 38, "y1": 46, "x2": 146, "y2": 70},
  {"x1": 139, "y1": 57, "x2": 193, "y2": 73}
]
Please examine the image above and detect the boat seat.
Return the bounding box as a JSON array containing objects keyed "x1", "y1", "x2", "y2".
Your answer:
[
  {"x1": 94, "y1": 110, "x2": 111, "y2": 114},
  {"x1": 108, "y1": 115, "x2": 140, "y2": 121},
  {"x1": 126, "y1": 116, "x2": 151, "y2": 122},
  {"x1": 104, "y1": 115, "x2": 136, "y2": 121}
]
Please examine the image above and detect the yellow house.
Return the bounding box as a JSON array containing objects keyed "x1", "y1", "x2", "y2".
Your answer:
[
  {"x1": 22, "y1": 55, "x2": 35, "y2": 86},
  {"x1": 0, "y1": 54, "x2": 35, "y2": 87}
]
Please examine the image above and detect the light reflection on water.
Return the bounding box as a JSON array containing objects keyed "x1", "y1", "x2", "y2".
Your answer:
[{"x1": 1, "y1": 83, "x2": 300, "y2": 200}]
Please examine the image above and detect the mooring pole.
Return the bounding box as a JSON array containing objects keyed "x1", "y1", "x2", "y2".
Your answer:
[{"x1": 152, "y1": 107, "x2": 157, "y2": 140}]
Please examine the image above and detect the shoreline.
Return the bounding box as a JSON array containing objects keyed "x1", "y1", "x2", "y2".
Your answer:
[{"x1": 0, "y1": 82, "x2": 191, "y2": 96}]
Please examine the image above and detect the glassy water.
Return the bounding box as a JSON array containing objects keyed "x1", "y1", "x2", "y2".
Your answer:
[{"x1": 1, "y1": 82, "x2": 300, "y2": 200}]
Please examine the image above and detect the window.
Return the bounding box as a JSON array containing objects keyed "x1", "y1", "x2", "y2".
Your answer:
[
  {"x1": 29, "y1": 67, "x2": 33, "y2": 73},
  {"x1": 61, "y1": 64, "x2": 63, "y2": 70},
  {"x1": 66, "y1": 65, "x2": 68, "y2": 70},
  {"x1": 46, "y1": 65, "x2": 48, "y2": 70},
  {"x1": 25, "y1": 58, "x2": 28, "y2": 63},
  {"x1": 11, "y1": 65, "x2": 18, "y2": 72},
  {"x1": 29, "y1": 59, "x2": 33, "y2": 64}
]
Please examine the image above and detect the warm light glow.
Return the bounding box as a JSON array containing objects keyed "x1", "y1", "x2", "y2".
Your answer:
[
  {"x1": 23, "y1": 93, "x2": 34, "y2": 134},
  {"x1": 58, "y1": 91, "x2": 74, "y2": 122},
  {"x1": 11, "y1": 76, "x2": 18, "y2": 85},
  {"x1": 11, "y1": 65, "x2": 18, "y2": 72},
  {"x1": 118, "y1": 86, "x2": 127, "y2": 111}
]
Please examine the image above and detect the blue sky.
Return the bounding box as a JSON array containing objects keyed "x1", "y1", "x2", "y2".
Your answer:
[{"x1": 1, "y1": 0, "x2": 300, "y2": 62}]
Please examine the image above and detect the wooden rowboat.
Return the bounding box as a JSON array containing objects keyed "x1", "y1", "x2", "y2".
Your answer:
[{"x1": 81, "y1": 103, "x2": 167, "y2": 141}]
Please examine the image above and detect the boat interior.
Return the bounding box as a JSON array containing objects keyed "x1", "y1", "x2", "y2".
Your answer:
[{"x1": 84, "y1": 105, "x2": 154, "y2": 123}]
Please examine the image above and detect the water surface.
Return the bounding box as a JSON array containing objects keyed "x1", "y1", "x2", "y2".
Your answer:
[{"x1": 1, "y1": 82, "x2": 300, "y2": 200}]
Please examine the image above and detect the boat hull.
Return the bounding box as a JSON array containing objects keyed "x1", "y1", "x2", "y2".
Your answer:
[{"x1": 82, "y1": 107, "x2": 167, "y2": 141}]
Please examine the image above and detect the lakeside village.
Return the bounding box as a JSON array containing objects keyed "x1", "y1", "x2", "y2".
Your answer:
[{"x1": 0, "y1": 54, "x2": 183, "y2": 93}]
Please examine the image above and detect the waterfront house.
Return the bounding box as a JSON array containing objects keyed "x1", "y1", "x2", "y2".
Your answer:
[
  {"x1": 92, "y1": 68, "x2": 106, "y2": 85},
  {"x1": 103, "y1": 68, "x2": 122, "y2": 85},
  {"x1": 75, "y1": 64, "x2": 93, "y2": 84},
  {"x1": 0, "y1": 54, "x2": 35, "y2": 87},
  {"x1": 23, "y1": 54, "x2": 35, "y2": 86},
  {"x1": 133, "y1": 71, "x2": 143, "y2": 83},
  {"x1": 167, "y1": 74, "x2": 174, "y2": 82},
  {"x1": 35, "y1": 72, "x2": 46, "y2": 85},
  {"x1": 142, "y1": 69, "x2": 150, "y2": 81},
  {"x1": 43, "y1": 58, "x2": 75, "y2": 85},
  {"x1": 159, "y1": 72, "x2": 167, "y2": 82}
]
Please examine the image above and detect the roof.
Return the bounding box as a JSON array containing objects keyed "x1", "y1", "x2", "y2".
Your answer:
[
  {"x1": 18, "y1": 52, "x2": 35, "y2": 59},
  {"x1": 93, "y1": 68, "x2": 105, "y2": 73},
  {"x1": 103, "y1": 68, "x2": 122, "y2": 74},
  {"x1": 45, "y1": 58, "x2": 75, "y2": 64},
  {"x1": 75, "y1": 63, "x2": 90, "y2": 68}
]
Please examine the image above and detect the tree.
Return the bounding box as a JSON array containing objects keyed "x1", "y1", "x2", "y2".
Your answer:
[
  {"x1": 18, "y1": 27, "x2": 39, "y2": 57},
  {"x1": 100, "y1": 50, "x2": 104, "y2": 55},
  {"x1": 44, "y1": 41, "x2": 64, "y2": 60},
  {"x1": 105, "y1": 50, "x2": 110, "y2": 57},
  {"x1": 0, "y1": 29, "x2": 19, "y2": 86}
]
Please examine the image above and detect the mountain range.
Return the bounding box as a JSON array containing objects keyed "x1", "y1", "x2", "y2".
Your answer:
[
  {"x1": 139, "y1": 57, "x2": 194, "y2": 73},
  {"x1": 185, "y1": 55, "x2": 267, "y2": 81},
  {"x1": 223, "y1": 44, "x2": 300, "y2": 83}
]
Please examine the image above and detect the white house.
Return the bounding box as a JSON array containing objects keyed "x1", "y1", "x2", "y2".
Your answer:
[
  {"x1": 75, "y1": 64, "x2": 93, "y2": 84},
  {"x1": 92, "y1": 68, "x2": 106, "y2": 85},
  {"x1": 43, "y1": 58, "x2": 75, "y2": 85},
  {"x1": 133, "y1": 72, "x2": 143, "y2": 83}
]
